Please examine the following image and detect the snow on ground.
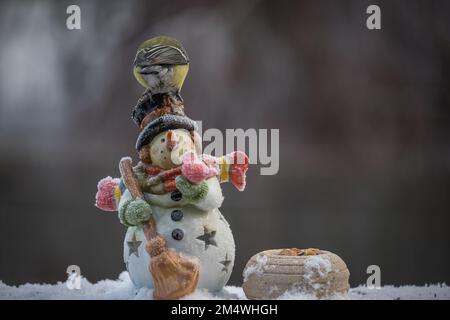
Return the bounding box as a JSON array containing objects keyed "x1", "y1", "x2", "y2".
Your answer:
[{"x1": 0, "y1": 272, "x2": 449, "y2": 300}]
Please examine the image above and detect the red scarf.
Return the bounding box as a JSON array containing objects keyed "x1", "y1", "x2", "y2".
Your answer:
[{"x1": 145, "y1": 165, "x2": 179, "y2": 193}]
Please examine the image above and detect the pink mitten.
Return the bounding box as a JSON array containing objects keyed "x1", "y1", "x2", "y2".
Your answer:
[
  {"x1": 181, "y1": 152, "x2": 217, "y2": 184},
  {"x1": 229, "y1": 151, "x2": 249, "y2": 191},
  {"x1": 95, "y1": 176, "x2": 120, "y2": 211}
]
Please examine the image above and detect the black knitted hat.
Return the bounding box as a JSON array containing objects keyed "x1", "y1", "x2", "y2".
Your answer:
[{"x1": 132, "y1": 92, "x2": 197, "y2": 150}]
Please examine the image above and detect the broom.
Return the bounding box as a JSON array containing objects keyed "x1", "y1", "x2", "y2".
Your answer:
[{"x1": 119, "y1": 157, "x2": 199, "y2": 300}]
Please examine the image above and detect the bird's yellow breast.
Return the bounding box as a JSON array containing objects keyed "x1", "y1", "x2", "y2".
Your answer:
[
  {"x1": 171, "y1": 64, "x2": 189, "y2": 90},
  {"x1": 133, "y1": 66, "x2": 148, "y2": 88}
]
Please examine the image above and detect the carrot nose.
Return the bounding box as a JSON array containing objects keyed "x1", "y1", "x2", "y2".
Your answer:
[{"x1": 166, "y1": 130, "x2": 177, "y2": 151}]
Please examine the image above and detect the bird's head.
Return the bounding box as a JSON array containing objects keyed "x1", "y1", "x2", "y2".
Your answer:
[{"x1": 133, "y1": 36, "x2": 189, "y2": 94}]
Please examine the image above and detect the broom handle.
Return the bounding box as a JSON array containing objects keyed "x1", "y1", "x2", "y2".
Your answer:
[{"x1": 119, "y1": 158, "x2": 158, "y2": 240}]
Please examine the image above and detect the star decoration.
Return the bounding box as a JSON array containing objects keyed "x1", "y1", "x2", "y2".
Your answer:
[
  {"x1": 127, "y1": 232, "x2": 142, "y2": 257},
  {"x1": 220, "y1": 253, "x2": 232, "y2": 273},
  {"x1": 196, "y1": 226, "x2": 217, "y2": 250}
]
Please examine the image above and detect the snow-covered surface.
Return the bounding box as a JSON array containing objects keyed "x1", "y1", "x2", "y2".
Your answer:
[
  {"x1": 302, "y1": 255, "x2": 333, "y2": 291},
  {"x1": 0, "y1": 272, "x2": 449, "y2": 300},
  {"x1": 242, "y1": 254, "x2": 268, "y2": 282},
  {"x1": 304, "y1": 256, "x2": 332, "y2": 277}
]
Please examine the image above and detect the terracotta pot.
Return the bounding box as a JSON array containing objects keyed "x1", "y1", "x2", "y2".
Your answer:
[{"x1": 242, "y1": 248, "x2": 350, "y2": 299}]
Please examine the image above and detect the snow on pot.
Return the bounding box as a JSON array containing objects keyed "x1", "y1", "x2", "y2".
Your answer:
[{"x1": 242, "y1": 248, "x2": 350, "y2": 299}]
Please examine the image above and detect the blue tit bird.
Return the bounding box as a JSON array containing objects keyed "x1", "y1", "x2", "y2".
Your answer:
[{"x1": 133, "y1": 36, "x2": 189, "y2": 95}]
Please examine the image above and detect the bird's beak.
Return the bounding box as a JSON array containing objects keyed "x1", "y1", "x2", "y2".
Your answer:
[
  {"x1": 139, "y1": 68, "x2": 150, "y2": 75},
  {"x1": 139, "y1": 65, "x2": 157, "y2": 75}
]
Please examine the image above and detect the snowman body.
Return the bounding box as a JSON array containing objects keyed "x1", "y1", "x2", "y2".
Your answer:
[{"x1": 120, "y1": 177, "x2": 235, "y2": 291}]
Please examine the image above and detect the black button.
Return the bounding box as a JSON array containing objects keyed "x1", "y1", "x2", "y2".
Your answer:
[
  {"x1": 171, "y1": 210, "x2": 183, "y2": 221},
  {"x1": 171, "y1": 191, "x2": 182, "y2": 201},
  {"x1": 172, "y1": 228, "x2": 184, "y2": 241}
]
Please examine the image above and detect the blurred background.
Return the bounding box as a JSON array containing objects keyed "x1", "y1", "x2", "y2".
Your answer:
[{"x1": 0, "y1": 0, "x2": 449, "y2": 288}]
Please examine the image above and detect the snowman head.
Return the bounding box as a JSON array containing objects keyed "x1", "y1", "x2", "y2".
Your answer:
[{"x1": 140, "y1": 128, "x2": 202, "y2": 169}]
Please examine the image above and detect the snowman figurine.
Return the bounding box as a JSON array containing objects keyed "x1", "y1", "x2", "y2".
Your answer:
[{"x1": 95, "y1": 36, "x2": 248, "y2": 295}]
